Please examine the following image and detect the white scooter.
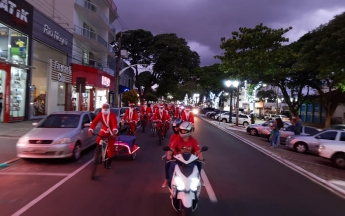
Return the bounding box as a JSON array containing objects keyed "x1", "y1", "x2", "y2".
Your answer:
[{"x1": 163, "y1": 146, "x2": 208, "y2": 215}]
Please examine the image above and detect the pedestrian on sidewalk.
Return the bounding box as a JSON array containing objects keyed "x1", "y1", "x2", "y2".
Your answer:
[
  {"x1": 293, "y1": 115, "x2": 303, "y2": 135},
  {"x1": 270, "y1": 117, "x2": 284, "y2": 148}
]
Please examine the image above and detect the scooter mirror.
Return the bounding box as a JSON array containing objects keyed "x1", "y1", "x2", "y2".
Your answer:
[
  {"x1": 162, "y1": 146, "x2": 171, "y2": 151},
  {"x1": 201, "y1": 146, "x2": 208, "y2": 152}
]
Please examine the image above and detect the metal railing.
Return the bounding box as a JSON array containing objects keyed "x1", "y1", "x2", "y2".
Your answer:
[
  {"x1": 74, "y1": 25, "x2": 114, "y2": 53},
  {"x1": 75, "y1": 0, "x2": 117, "y2": 33}
]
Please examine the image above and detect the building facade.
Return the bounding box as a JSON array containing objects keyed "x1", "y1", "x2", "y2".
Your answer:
[{"x1": 0, "y1": 0, "x2": 33, "y2": 122}]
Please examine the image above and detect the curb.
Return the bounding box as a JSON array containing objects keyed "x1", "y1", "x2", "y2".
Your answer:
[
  {"x1": 199, "y1": 116, "x2": 345, "y2": 199},
  {"x1": 0, "y1": 157, "x2": 21, "y2": 169}
]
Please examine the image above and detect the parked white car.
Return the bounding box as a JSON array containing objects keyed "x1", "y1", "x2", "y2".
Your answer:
[
  {"x1": 218, "y1": 113, "x2": 251, "y2": 126},
  {"x1": 318, "y1": 130, "x2": 345, "y2": 169}
]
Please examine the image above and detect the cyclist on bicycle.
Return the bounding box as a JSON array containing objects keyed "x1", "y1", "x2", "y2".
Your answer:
[
  {"x1": 165, "y1": 109, "x2": 171, "y2": 131},
  {"x1": 121, "y1": 102, "x2": 138, "y2": 135},
  {"x1": 162, "y1": 121, "x2": 204, "y2": 187},
  {"x1": 88, "y1": 103, "x2": 118, "y2": 169},
  {"x1": 140, "y1": 101, "x2": 152, "y2": 128},
  {"x1": 153, "y1": 103, "x2": 169, "y2": 139},
  {"x1": 181, "y1": 105, "x2": 195, "y2": 130}
]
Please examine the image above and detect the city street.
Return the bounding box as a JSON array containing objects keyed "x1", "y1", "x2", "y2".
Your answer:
[{"x1": 1, "y1": 117, "x2": 345, "y2": 216}]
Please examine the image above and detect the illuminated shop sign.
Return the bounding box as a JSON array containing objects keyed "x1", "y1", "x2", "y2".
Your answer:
[
  {"x1": 50, "y1": 60, "x2": 72, "y2": 83},
  {"x1": 0, "y1": 0, "x2": 30, "y2": 24},
  {"x1": 102, "y1": 76, "x2": 110, "y2": 87}
]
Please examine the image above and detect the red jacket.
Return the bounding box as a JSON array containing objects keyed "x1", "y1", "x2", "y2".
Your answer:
[
  {"x1": 122, "y1": 108, "x2": 139, "y2": 123},
  {"x1": 89, "y1": 112, "x2": 118, "y2": 135},
  {"x1": 153, "y1": 109, "x2": 169, "y2": 121},
  {"x1": 181, "y1": 110, "x2": 194, "y2": 124},
  {"x1": 165, "y1": 110, "x2": 171, "y2": 120},
  {"x1": 140, "y1": 105, "x2": 152, "y2": 116},
  {"x1": 175, "y1": 107, "x2": 184, "y2": 118}
]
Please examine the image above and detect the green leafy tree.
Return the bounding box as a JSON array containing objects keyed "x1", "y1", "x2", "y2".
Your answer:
[
  {"x1": 144, "y1": 93, "x2": 157, "y2": 102},
  {"x1": 121, "y1": 89, "x2": 139, "y2": 106},
  {"x1": 215, "y1": 23, "x2": 310, "y2": 116},
  {"x1": 295, "y1": 12, "x2": 345, "y2": 127}
]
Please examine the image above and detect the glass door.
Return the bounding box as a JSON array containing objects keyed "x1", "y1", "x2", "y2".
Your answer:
[
  {"x1": 0, "y1": 69, "x2": 5, "y2": 122},
  {"x1": 10, "y1": 67, "x2": 26, "y2": 120}
]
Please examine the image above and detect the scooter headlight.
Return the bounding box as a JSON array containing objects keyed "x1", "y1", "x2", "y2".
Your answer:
[
  {"x1": 190, "y1": 177, "x2": 200, "y2": 191},
  {"x1": 174, "y1": 176, "x2": 185, "y2": 190}
]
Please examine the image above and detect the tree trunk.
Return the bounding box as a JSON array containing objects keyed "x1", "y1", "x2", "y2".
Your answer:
[{"x1": 325, "y1": 112, "x2": 332, "y2": 128}]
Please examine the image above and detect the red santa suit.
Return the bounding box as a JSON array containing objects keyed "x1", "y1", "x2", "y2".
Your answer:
[
  {"x1": 89, "y1": 111, "x2": 118, "y2": 158},
  {"x1": 153, "y1": 106, "x2": 169, "y2": 137},
  {"x1": 140, "y1": 104, "x2": 152, "y2": 126},
  {"x1": 175, "y1": 106, "x2": 184, "y2": 118},
  {"x1": 122, "y1": 107, "x2": 139, "y2": 135},
  {"x1": 181, "y1": 109, "x2": 195, "y2": 124},
  {"x1": 165, "y1": 110, "x2": 171, "y2": 130}
]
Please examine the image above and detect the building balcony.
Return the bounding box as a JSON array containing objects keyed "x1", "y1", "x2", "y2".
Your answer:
[
  {"x1": 75, "y1": 0, "x2": 116, "y2": 35},
  {"x1": 74, "y1": 25, "x2": 115, "y2": 57}
]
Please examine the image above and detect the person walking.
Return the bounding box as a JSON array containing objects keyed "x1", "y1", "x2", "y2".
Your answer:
[
  {"x1": 293, "y1": 115, "x2": 303, "y2": 135},
  {"x1": 270, "y1": 117, "x2": 284, "y2": 148}
]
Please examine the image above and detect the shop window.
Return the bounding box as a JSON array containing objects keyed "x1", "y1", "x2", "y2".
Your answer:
[
  {"x1": 10, "y1": 67, "x2": 27, "y2": 119},
  {"x1": 95, "y1": 89, "x2": 107, "y2": 109},
  {"x1": 0, "y1": 70, "x2": 5, "y2": 122},
  {"x1": 31, "y1": 60, "x2": 48, "y2": 117},
  {"x1": 57, "y1": 82, "x2": 66, "y2": 111},
  {"x1": 72, "y1": 88, "x2": 90, "y2": 111},
  {"x1": 0, "y1": 23, "x2": 28, "y2": 65}
]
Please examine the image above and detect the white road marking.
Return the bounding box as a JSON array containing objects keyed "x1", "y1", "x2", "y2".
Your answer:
[
  {"x1": 11, "y1": 159, "x2": 93, "y2": 216},
  {"x1": 0, "y1": 172, "x2": 70, "y2": 176},
  {"x1": 201, "y1": 169, "x2": 218, "y2": 203}
]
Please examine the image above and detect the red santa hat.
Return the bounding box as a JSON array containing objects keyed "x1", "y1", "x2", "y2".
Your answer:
[{"x1": 129, "y1": 102, "x2": 135, "y2": 107}]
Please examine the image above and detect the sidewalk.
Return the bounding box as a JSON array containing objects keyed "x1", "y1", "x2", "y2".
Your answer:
[
  {"x1": 0, "y1": 120, "x2": 41, "y2": 137},
  {"x1": 200, "y1": 116, "x2": 345, "y2": 197}
]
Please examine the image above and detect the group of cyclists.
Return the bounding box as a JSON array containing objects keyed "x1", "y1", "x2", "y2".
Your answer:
[{"x1": 88, "y1": 101, "x2": 202, "y2": 186}]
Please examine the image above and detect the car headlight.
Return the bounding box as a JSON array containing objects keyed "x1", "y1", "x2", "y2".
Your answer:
[
  {"x1": 54, "y1": 138, "x2": 71, "y2": 144},
  {"x1": 190, "y1": 177, "x2": 200, "y2": 191},
  {"x1": 18, "y1": 137, "x2": 29, "y2": 143},
  {"x1": 174, "y1": 176, "x2": 185, "y2": 190},
  {"x1": 192, "y1": 109, "x2": 199, "y2": 115}
]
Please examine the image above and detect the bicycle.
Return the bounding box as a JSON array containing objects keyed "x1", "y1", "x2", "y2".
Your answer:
[
  {"x1": 91, "y1": 133, "x2": 110, "y2": 180},
  {"x1": 156, "y1": 120, "x2": 166, "y2": 146},
  {"x1": 141, "y1": 115, "x2": 148, "y2": 132},
  {"x1": 124, "y1": 121, "x2": 136, "y2": 136},
  {"x1": 151, "y1": 120, "x2": 157, "y2": 137}
]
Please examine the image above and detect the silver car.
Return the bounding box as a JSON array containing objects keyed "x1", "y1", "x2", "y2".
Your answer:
[
  {"x1": 16, "y1": 111, "x2": 100, "y2": 160},
  {"x1": 246, "y1": 121, "x2": 273, "y2": 136},
  {"x1": 262, "y1": 125, "x2": 319, "y2": 143},
  {"x1": 286, "y1": 130, "x2": 341, "y2": 154}
]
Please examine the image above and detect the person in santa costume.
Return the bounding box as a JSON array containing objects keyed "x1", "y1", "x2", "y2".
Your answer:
[
  {"x1": 181, "y1": 105, "x2": 195, "y2": 130},
  {"x1": 88, "y1": 103, "x2": 118, "y2": 169},
  {"x1": 140, "y1": 101, "x2": 152, "y2": 127},
  {"x1": 153, "y1": 103, "x2": 169, "y2": 139},
  {"x1": 121, "y1": 102, "x2": 139, "y2": 135}
]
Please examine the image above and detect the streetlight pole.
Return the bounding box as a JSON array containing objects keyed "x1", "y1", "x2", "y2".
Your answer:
[
  {"x1": 114, "y1": 32, "x2": 122, "y2": 107},
  {"x1": 225, "y1": 80, "x2": 239, "y2": 124},
  {"x1": 229, "y1": 88, "x2": 233, "y2": 123}
]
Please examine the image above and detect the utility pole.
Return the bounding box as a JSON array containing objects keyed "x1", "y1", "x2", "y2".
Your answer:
[{"x1": 114, "y1": 32, "x2": 122, "y2": 107}]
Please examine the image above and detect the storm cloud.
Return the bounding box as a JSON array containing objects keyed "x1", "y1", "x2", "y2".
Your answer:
[{"x1": 113, "y1": 0, "x2": 345, "y2": 66}]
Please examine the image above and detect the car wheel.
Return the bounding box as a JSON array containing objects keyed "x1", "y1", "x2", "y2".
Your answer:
[
  {"x1": 250, "y1": 128, "x2": 258, "y2": 136},
  {"x1": 72, "y1": 142, "x2": 82, "y2": 161},
  {"x1": 222, "y1": 118, "x2": 227, "y2": 123},
  {"x1": 243, "y1": 122, "x2": 249, "y2": 127},
  {"x1": 294, "y1": 142, "x2": 308, "y2": 153},
  {"x1": 331, "y1": 153, "x2": 345, "y2": 169}
]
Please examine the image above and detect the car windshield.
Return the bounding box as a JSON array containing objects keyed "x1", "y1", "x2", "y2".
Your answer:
[
  {"x1": 110, "y1": 108, "x2": 120, "y2": 116},
  {"x1": 37, "y1": 114, "x2": 80, "y2": 128}
]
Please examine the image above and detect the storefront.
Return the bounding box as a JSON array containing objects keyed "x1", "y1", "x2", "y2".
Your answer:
[
  {"x1": 0, "y1": 0, "x2": 33, "y2": 122},
  {"x1": 72, "y1": 64, "x2": 114, "y2": 111},
  {"x1": 30, "y1": 8, "x2": 72, "y2": 118}
]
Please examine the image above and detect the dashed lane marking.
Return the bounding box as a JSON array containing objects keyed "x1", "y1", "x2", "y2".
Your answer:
[{"x1": 11, "y1": 159, "x2": 93, "y2": 216}]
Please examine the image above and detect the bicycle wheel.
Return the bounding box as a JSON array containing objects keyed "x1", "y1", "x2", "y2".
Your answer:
[
  {"x1": 158, "y1": 127, "x2": 162, "y2": 146},
  {"x1": 91, "y1": 145, "x2": 101, "y2": 180},
  {"x1": 142, "y1": 120, "x2": 146, "y2": 132},
  {"x1": 103, "y1": 144, "x2": 109, "y2": 168}
]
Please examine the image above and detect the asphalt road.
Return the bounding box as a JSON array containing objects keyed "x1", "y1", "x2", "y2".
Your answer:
[{"x1": 1, "y1": 117, "x2": 345, "y2": 216}]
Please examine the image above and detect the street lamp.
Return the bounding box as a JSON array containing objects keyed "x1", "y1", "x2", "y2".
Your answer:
[{"x1": 225, "y1": 80, "x2": 239, "y2": 123}]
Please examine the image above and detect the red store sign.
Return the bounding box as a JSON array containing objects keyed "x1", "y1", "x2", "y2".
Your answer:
[{"x1": 71, "y1": 64, "x2": 114, "y2": 89}]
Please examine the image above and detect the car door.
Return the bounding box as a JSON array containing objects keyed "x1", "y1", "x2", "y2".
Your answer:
[
  {"x1": 314, "y1": 131, "x2": 338, "y2": 152},
  {"x1": 80, "y1": 113, "x2": 92, "y2": 148},
  {"x1": 280, "y1": 125, "x2": 294, "y2": 142}
]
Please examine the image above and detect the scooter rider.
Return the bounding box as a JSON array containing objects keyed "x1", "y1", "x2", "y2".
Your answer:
[
  {"x1": 88, "y1": 103, "x2": 118, "y2": 169},
  {"x1": 162, "y1": 118, "x2": 183, "y2": 187},
  {"x1": 121, "y1": 102, "x2": 139, "y2": 135},
  {"x1": 165, "y1": 122, "x2": 204, "y2": 186}
]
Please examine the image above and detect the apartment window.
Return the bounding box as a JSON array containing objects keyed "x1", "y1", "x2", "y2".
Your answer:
[
  {"x1": 89, "y1": 52, "x2": 95, "y2": 66},
  {"x1": 82, "y1": 49, "x2": 89, "y2": 65},
  {"x1": 85, "y1": 0, "x2": 97, "y2": 12}
]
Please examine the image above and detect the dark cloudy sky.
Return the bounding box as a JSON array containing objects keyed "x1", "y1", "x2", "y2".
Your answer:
[{"x1": 112, "y1": 0, "x2": 345, "y2": 66}]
